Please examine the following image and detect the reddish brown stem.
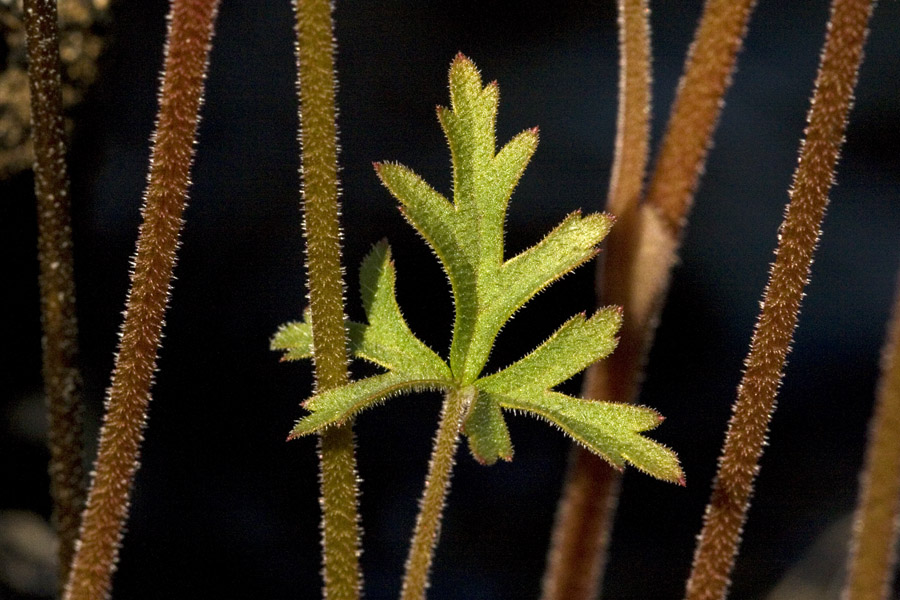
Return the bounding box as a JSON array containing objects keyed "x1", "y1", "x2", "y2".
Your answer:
[
  {"x1": 544, "y1": 0, "x2": 757, "y2": 595},
  {"x1": 23, "y1": 0, "x2": 85, "y2": 589},
  {"x1": 605, "y1": 0, "x2": 652, "y2": 222},
  {"x1": 644, "y1": 0, "x2": 758, "y2": 232},
  {"x1": 541, "y1": 433, "x2": 622, "y2": 600},
  {"x1": 685, "y1": 1, "x2": 875, "y2": 597},
  {"x1": 844, "y1": 272, "x2": 900, "y2": 600},
  {"x1": 63, "y1": 1, "x2": 220, "y2": 598}
]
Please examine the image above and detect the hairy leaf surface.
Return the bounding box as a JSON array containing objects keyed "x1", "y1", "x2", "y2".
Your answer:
[{"x1": 274, "y1": 54, "x2": 682, "y2": 484}]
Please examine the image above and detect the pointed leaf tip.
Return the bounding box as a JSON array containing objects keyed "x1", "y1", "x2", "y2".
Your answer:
[{"x1": 366, "y1": 54, "x2": 682, "y2": 480}]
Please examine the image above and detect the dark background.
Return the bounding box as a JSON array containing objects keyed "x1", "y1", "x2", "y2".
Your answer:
[{"x1": 4, "y1": 0, "x2": 900, "y2": 598}]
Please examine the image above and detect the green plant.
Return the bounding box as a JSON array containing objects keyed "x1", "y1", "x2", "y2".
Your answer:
[
  {"x1": 7, "y1": 0, "x2": 900, "y2": 599},
  {"x1": 274, "y1": 54, "x2": 682, "y2": 596},
  {"x1": 274, "y1": 55, "x2": 681, "y2": 482}
]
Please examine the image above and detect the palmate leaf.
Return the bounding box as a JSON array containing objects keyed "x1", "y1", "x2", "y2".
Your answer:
[
  {"x1": 375, "y1": 55, "x2": 613, "y2": 384},
  {"x1": 469, "y1": 308, "x2": 683, "y2": 481},
  {"x1": 273, "y1": 54, "x2": 682, "y2": 484},
  {"x1": 490, "y1": 391, "x2": 682, "y2": 483}
]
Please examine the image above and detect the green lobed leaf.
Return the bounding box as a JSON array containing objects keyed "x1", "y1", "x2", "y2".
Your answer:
[
  {"x1": 271, "y1": 244, "x2": 450, "y2": 381},
  {"x1": 476, "y1": 307, "x2": 622, "y2": 393},
  {"x1": 486, "y1": 390, "x2": 683, "y2": 484},
  {"x1": 275, "y1": 54, "x2": 681, "y2": 484},
  {"x1": 375, "y1": 55, "x2": 615, "y2": 386},
  {"x1": 290, "y1": 372, "x2": 450, "y2": 438},
  {"x1": 470, "y1": 306, "x2": 683, "y2": 482},
  {"x1": 271, "y1": 320, "x2": 313, "y2": 361},
  {"x1": 461, "y1": 214, "x2": 615, "y2": 382},
  {"x1": 373, "y1": 161, "x2": 480, "y2": 375},
  {"x1": 462, "y1": 392, "x2": 513, "y2": 465},
  {"x1": 492, "y1": 212, "x2": 613, "y2": 326},
  {"x1": 481, "y1": 128, "x2": 539, "y2": 268},
  {"x1": 355, "y1": 241, "x2": 451, "y2": 380}
]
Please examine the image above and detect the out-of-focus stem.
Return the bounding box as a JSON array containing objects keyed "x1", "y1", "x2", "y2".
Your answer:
[
  {"x1": 843, "y1": 271, "x2": 900, "y2": 600},
  {"x1": 644, "y1": 0, "x2": 758, "y2": 232},
  {"x1": 542, "y1": 0, "x2": 757, "y2": 597},
  {"x1": 401, "y1": 387, "x2": 470, "y2": 600},
  {"x1": 63, "y1": 1, "x2": 220, "y2": 598},
  {"x1": 685, "y1": 1, "x2": 875, "y2": 598},
  {"x1": 23, "y1": 0, "x2": 85, "y2": 589},
  {"x1": 541, "y1": 1, "x2": 650, "y2": 597},
  {"x1": 293, "y1": 0, "x2": 362, "y2": 598},
  {"x1": 605, "y1": 0, "x2": 651, "y2": 222}
]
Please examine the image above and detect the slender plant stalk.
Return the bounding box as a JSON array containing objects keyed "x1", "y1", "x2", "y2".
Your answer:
[
  {"x1": 843, "y1": 272, "x2": 900, "y2": 600},
  {"x1": 23, "y1": 0, "x2": 85, "y2": 589},
  {"x1": 402, "y1": 387, "x2": 471, "y2": 600},
  {"x1": 543, "y1": 0, "x2": 758, "y2": 596},
  {"x1": 685, "y1": 1, "x2": 875, "y2": 598},
  {"x1": 644, "y1": 0, "x2": 758, "y2": 232},
  {"x1": 293, "y1": 0, "x2": 362, "y2": 597},
  {"x1": 63, "y1": 1, "x2": 220, "y2": 598},
  {"x1": 604, "y1": 0, "x2": 652, "y2": 222},
  {"x1": 542, "y1": 1, "x2": 651, "y2": 597}
]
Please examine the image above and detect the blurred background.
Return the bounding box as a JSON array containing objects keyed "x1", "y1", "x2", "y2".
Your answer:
[{"x1": 3, "y1": 0, "x2": 900, "y2": 598}]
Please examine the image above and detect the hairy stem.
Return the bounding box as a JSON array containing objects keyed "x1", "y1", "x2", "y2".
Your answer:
[
  {"x1": 63, "y1": 1, "x2": 220, "y2": 598},
  {"x1": 294, "y1": 0, "x2": 362, "y2": 597},
  {"x1": 23, "y1": 0, "x2": 85, "y2": 588},
  {"x1": 685, "y1": 1, "x2": 875, "y2": 598},
  {"x1": 644, "y1": 0, "x2": 758, "y2": 231},
  {"x1": 843, "y1": 272, "x2": 900, "y2": 600},
  {"x1": 402, "y1": 387, "x2": 471, "y2": 600},
  {"x1": 544, "y1": 0, "x2": 757, "y2": 596},
  {"x1": 541, "y1": 434, "x2": 623, "y2": 600},
  {"x1": 542, "y1": 1, "x2": 650, "y2": 597},
  {"x1": 605, "y1": 0, "x2": 651, "y2": 221}
]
